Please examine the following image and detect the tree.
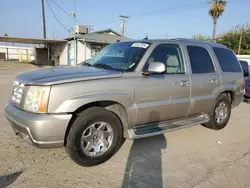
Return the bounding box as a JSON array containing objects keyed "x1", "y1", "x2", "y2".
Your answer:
[
  {"x1": 209, "y1": 0, "x2": 227, "y2": 40},
  {"x1": 192, "y1": 34, "x2": 211, "y2": 41},
  {"x1": 217, "y1": 24, "x2": 250, "y2": 55}
]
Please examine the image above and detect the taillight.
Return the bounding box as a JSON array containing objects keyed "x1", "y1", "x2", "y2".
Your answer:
[{"x1": 242, "y1": 77, "x2": 246, "y2": 93}]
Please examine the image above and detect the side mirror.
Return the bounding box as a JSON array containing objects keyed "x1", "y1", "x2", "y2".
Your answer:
[{"x1": 142, "y1": 62, "x2": 166, "y2": 76}]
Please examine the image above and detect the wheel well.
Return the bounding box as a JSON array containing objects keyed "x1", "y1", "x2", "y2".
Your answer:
[
  {"x1": 64, "y1": 101, "x2": 128, "y2": 146},
  {"x1": 221, "y1": 90, "x2": 235, "y2": 104}
]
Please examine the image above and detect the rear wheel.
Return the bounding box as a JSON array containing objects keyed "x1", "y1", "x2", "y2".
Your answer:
[
  {"x1": 203, "y1": 94, "x2": 231, "y2": 130},
  {"x1": 66, "y1": 107, "x2": 124, "y2": 166}
]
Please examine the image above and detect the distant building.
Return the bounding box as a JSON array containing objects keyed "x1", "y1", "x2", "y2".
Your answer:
[
  {"x1": 0, "y1": 26, "x2": 129, "y2": 66},
  {"x1": 64, "y1": 27, "x2": 129, "y2": 66}
]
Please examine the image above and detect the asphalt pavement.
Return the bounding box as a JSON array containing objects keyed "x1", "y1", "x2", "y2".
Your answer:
[{"x1": 0, "y1": 61, "x2": 249, "y2": 188}]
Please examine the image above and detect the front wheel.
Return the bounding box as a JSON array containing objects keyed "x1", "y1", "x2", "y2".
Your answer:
[
  {"x1": 203, "y1": 94, "x2": 231, "y2": 130},
  {"x1": 66, "y1": 107, "x2": 124, "y2": 166}
]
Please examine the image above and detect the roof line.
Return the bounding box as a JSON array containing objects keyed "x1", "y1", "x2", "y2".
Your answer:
[
  {"x1": 92, "y1": 28, "x2": 122, "y2": 37},
  {"x1": 0, "y1": 36, "x2": 67, "y2": 44}
]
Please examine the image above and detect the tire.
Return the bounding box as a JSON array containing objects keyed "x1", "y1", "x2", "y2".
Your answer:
[
  {"x1": 203, "y1": 94, "x2": 231, "y2": 130},
  {"x1": 66, "y1": 107, "x2": 124, "y2": 167}
]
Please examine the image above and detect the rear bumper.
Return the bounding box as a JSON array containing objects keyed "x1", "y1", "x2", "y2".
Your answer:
[{"x1": 4, "y1": 103, "x2": 72, "y2": 148}]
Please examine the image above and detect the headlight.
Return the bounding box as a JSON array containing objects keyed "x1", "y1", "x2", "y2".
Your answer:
[{"x1": 23, "y1": 86, "x2": 51, "y2": 113}]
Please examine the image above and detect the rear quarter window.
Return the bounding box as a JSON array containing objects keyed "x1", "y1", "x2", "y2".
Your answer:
[
  {"x1": 213, "y1": 47, "x2": 242, "y2": 72},
  {"x1": 239, "y1": 60, "x2": 249, "y2": 73}
]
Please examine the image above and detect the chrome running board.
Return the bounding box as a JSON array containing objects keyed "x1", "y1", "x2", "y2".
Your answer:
[{"x1": 127, "y1": 114, "x2": 210, "y2": 139}]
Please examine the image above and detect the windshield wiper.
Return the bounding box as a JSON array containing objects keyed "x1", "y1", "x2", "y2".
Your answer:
[
  {"x1": 93, "y1": 64, "x2": 121, "y2": 71},
  {"x1": 81, "y1": 62, "x2": 92, "y2": 67}
]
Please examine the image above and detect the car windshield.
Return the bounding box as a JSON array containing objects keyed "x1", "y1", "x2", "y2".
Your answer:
[{"x1": 80, "y1": 41, "x2": 150, "y2": 71}]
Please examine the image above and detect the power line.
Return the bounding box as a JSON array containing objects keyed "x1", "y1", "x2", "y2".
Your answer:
[
  {"x1": 45, "y1": 0, "x2": 70, "y2": 32},
  {"x1": 50, "y1": 0, "x2": 83, "y2": 24},
  {"x1": 130, "y1": 2, "x2": 207, "y2": 17},
  {"x1": 129, "y1": 0, "x2": 240, "y2": 18}
]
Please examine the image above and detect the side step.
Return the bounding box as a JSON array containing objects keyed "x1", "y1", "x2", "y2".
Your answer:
[{"x1": 127, "y1": 114, "x2": 210, "y2": 139}]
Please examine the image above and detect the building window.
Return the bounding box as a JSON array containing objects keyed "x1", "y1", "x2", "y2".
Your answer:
[{"x1": 91, "y1": 44, "x2": 103, "y2": 57}]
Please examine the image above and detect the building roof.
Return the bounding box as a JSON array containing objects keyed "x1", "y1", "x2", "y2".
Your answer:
[
  {"x1": 68, "y1": 33, "x2": 130, "y2": 44},
  {"x1": 92, "y1": 28, "x2": 122, "y2": 36},
  {"x1": 0, "y1": 36, "x2": 67, "y2": 44}
]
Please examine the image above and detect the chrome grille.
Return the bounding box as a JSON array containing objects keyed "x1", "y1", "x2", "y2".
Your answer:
[{"x1": 11, "y1": 81, "x2": 25, "y2": 105}]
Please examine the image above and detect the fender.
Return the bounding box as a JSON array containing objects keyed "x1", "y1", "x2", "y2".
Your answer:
[
  {"x1": 53, "y1": 91, "x2": 137, "y2": 134},
  {"x1": 54, "y1": 91, "x2": 134, "y2": 113}
]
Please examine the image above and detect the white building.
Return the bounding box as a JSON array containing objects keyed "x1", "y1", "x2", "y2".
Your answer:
[
  {"x1": 64, "y1": 28, "x2": 129, "y2": 66},
  {"x1": 0, "y1": 27, "x2": 129, "y2": 66},
  {"x1": 0, "y1": 45, "x2": 35, "y2": 61}
]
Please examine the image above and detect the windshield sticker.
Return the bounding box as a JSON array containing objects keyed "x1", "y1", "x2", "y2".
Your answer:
[{"x1": 131, "y1": 43, "x2": 149, "y2": 48}]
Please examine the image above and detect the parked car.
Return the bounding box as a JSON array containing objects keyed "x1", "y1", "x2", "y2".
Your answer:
[
  {"x1": 5, "y1": 39, "x2": 244, "y2": 166},
  {"x1": 239, "y1": 60, "x2": 249, "y2": 77},
  {"x1": 244, "y1": 77, "x2": 250, "y2": 98},
  {"x1": 238, "y1": 60, "x2": 250, "y2": 100}
]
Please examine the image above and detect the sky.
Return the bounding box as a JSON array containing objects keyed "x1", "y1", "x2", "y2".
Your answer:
[{"x1": 0, "y1": 0, "x2": 249, "y2": 40}]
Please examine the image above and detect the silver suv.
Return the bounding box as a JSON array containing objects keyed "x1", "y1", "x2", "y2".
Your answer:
[{"x1": 5, "y1": 39, "x2": 244, "y2": 166}]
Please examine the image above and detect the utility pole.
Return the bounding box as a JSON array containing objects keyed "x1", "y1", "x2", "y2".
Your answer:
[
  {"x1": 74, "y1": 0, "x2": 77, "y2": 27},
  {"x1": 119, "y1": 15, "x2": 129, "y2": 36},
  {"x1": 238, "y1": 27, "x2": 244, "y2": 55},
  {"x1": 86, "y1": 25, "x2": 94, "y2": 33},
  {"x1": 72, "y1": 0, "x2": 77, "y2": 66},
  {"x1": 41, "y1": 0, "x2": 46, "y2": 39}
]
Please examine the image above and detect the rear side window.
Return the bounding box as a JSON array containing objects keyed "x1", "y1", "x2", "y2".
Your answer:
[
  {"x1": 187, "y1": 46, "x2": 215, "y2": 74},
  {"x1": 213, "y1": 47, "x2": 242, "y2": 72},
  {"x1": 239, "y1": 60, "x2": 249, "y2": 73}
]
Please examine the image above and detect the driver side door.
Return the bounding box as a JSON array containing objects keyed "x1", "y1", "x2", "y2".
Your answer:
[{"x1": 135, "y1": 43, "x2": 191, "y2": 125}]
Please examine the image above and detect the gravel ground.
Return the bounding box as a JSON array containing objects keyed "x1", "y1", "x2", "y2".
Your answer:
[{"x1": 0, "y1": 61, "x2": 250, "y2": 188}]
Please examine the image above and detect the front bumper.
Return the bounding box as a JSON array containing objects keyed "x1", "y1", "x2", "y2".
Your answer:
[{"x1": 5, "y1": 103, "x2": 72, "y2": 148}]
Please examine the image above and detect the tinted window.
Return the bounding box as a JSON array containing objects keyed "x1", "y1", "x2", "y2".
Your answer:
[
  {"x1": 239, "y1": 60, "x2": 249, "y2": 73},
  {"x1": 187, "y1": 46, "x2": 215, "y2": 74},
  {"x1": 145, "y1": 44, "x2": 185, "y2": 74},
  {"x1": 213, "y1": 47, "x2": 241, "y2": 72}
]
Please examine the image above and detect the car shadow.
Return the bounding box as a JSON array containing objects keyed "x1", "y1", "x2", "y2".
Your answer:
[
  {"x1": 0, "y1": 170, "x2": 23, "y2": 188},
  {"x1": 121, "y1": 134, "x2": 167, "y2": 188}
]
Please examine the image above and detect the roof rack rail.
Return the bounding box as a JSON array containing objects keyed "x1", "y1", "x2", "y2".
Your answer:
[
  {"x1": 170, "y1": 38, "x2": 227, "y2": 47},
  {"x1": 172, "y1": 38, "x2": 189, "y2": 40}
]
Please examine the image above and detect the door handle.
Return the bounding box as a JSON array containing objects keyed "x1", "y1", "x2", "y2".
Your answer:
[
  {"x1": 211, "y1": 78, "x2": 218, "y2": 84},
  {"x1": 180, "y1": 80, "x2": 189, "y2": 87}
]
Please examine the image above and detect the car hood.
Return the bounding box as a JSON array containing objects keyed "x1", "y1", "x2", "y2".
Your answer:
[{"x1": 16, "y1": 66, "x2": 123, "y2": 85}]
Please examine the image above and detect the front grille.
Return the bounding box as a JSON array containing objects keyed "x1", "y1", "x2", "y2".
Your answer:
[{"x1": 11, "y1": 81, "x2": 25, "y2": 105}]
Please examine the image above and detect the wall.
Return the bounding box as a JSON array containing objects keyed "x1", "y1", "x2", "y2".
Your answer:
[
  {"x1": 85, "y1": 42, "x2": 91, "y2": 60},
  {"x1": 77, "y1": 41, "x2": 91, "y2": 64},
  {"x1": 51, "y1": 43, "x2": 67, "y2": 65},
  {"x1": 59, "y1": 43, "x2": 68, "y2": 65},
  {"x1": 0, "y1": 45, "x2": 34, "y2": 61},
  {"x1": 77, "y1": 41, "x2": 85, "y2": 64},
  {"x1": 69, "y1": 41, "x2": 75, "y2": 66}
]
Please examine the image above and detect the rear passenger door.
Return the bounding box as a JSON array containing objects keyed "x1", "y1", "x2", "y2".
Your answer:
[{"x1": 186, "y1": 45, "x2": 221, "y2": 115}]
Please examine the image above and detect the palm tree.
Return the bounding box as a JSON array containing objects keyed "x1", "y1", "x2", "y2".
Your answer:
[{"x1": 209, "y1": 0, "x2": 227, "y2": 40}]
